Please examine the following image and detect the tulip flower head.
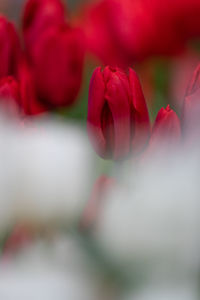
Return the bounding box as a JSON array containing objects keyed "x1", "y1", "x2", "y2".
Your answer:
[
  {"x1": 87, "y1": 66, "x2": 150, "y2": 160},
  {"x1": 148, "y1": 105, "x2": 181, "y2": 154},
  {"x1": 30, "y1": 23, "x2": 84, "y2": 107}
]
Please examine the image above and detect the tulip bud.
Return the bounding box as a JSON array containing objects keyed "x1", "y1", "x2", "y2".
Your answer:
[
  {"x1": 30, "y1": 24, "x2": 84, "y2": 107},
  {"x1": 0, "y1": 16, "x2": 20, "y2": 78},
  {"x1": 22, "y1": 0, "x2": 66, "y2": 54},
  {"x1": 0, "y1": 76, "x2": 20, "y2": 115},
  {"x1": 18, "y1": 59, "x2": 48, "y2": 115},
  {"x1": 87, "y1": 66, "x2": 150, "y2": 160},
  {"x1": 148, "y1": 105, "x2": 181, "y2": 152}
]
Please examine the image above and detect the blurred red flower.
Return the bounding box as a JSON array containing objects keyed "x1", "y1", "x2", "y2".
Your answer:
[
  {"x1": 77, "y1": 0, "x2": 128, "y2": 67},
  {"x1": 29, "y1": 23, "x2": 85, "y2": 107},
  {"x1": 22, "y1": 0, "x2": 66, "y2": 57},
  {"x1": 80, "y1": 0, "x2": 200, "y2": 64}
]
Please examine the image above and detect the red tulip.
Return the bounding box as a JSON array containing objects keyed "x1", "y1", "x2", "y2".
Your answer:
[
  {"x1": 148, "y1": 105, "x2": 181, "y2": 151},
  {"x1": 0, "y1": 76, "x2": 21, "y2": 115},
  {"x1": 103, "y1": 0, "x2": 200, "y2": 62},
  {"x1": 30, "y1": 23, "x2": 84, "y2": 107},
  {"x1": 0, "y1": 16, "x2": 20, "y2": 78},
  {"x1": 18, "y1": 59, "x2": 48, "y2": 115},
  {"x1": 22, "y1": 0, "x2": 66, "y2": 55},
  {"x1": 80, "y1": 0, "x2": 200, "y2": 63},
  {"x1": 87, "y1": 66, "x2": 150, "y2": 160},
  {"x1": 104, "y1": 0, "x2": 154, "y2": 61},
  {"x1": 103, "y1": 0, "x2": 184, "y2": 62},
  {"x1": 78, "y1": 0, "x2": 128, "y2": 67}
]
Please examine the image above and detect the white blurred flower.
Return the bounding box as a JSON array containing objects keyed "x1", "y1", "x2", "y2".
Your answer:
[
  {"x1": 95, "y1": 148, "x2": 200, "y2": 281},
  {"x1": 0, "y1": 117, "x2": 95, "y2": 229},
  {"x1": 123, "y1": 284, "x2": 198, "y2": 300},
  {"x1": 0, "y1": 236, "x2": 99, "y2": 300}
]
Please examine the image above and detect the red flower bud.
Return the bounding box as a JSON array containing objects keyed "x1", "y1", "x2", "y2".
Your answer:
[
  {"x1": 0, "y1": 76, "x2": 21, "y2": 115},
  {"x1": 29, "y1": 24, "x2": 84, "y2": 107},
  {"x1": 22, "y1": 0, "x2": 66, "y2": 54},
  {"x1": 148, "y1": 105, "x2": 181, "y2": 151},
  {"x1": 18, "y1": 59, "x2": 48, "y2": 115},
  {"x1": 87, "y1": 66, "x2": 150, "y2": 160},
  {"x1": 0, "y1": 16, "x2": 20, "y2": 78}
]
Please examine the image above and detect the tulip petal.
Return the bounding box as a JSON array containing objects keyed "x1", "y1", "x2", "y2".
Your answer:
[
  {"x1": 0, "y1": 16, "x2": 20, "y2": 78},
  {"x1": 87, "y1": 67, "x2": 107, "y2": 158},
  {"x1": 101, "y1": 101, "x2": 115, "y2": 157},
  {"x1": 104, "y1": 68, "x2": 131, "y2": 159},
  {"x1": 129, "y1": 68, "x2": 150, "y2": 153},
  {"x1": 19, "y1": 59, "x2": 48, "y2": 115}
]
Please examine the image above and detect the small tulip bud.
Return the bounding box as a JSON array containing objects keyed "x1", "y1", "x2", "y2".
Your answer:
[
  {"x1": 148, "y1": 105, "x2": 181, "y2": 151},
  {"x1": 87, "y1": 66, "x2": 150, "y2": 160}
]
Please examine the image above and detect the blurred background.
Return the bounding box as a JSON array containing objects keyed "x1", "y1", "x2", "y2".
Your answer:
[{"x1": 0, "y1": 0, "x2": 200, "y2": 299}]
